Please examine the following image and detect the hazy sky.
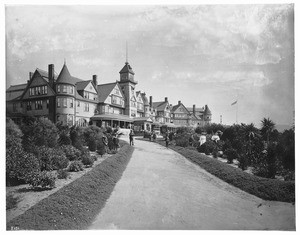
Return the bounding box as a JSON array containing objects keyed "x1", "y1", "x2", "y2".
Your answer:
[{"x1": 5, "y1": 4, "x2": 294, "y2": 126}]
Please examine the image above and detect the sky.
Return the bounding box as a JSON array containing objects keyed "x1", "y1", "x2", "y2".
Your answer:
[{"x1": 5, "y1": 4, "x2": 295, "y2": 127}]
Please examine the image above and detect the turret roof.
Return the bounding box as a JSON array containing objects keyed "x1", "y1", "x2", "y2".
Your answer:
[
  {"x1": 119, "y1": 62, "x2": 135, "y2": 75},
  {"x1": 56, "y1": 64, "x2": 75, "y2": 85}
]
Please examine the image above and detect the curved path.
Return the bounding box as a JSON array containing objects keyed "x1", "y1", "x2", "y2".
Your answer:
[{"x1": 89, "y1": 137, "x2": 295, "y2": 230}]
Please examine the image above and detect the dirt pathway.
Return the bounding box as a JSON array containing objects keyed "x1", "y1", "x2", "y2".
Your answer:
[{"x1": 89, "y1": 137, "x2": 295, "y2": 230}]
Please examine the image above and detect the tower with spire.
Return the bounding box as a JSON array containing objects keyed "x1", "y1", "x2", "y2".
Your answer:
[{"x1": 118, "y1": 43, "x2": 138, "y2": 117}]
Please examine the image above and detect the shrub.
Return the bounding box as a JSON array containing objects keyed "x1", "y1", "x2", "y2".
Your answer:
[
  {"x1": 203, "y1": 140, "x2": 218, "y2": 155},
  {"x1": 27, "y1": 171, "x2": 56, "y2": 189},
  {"x1": 238, "y1": 154, "x2": 249, "y2": 170},
  {"x1": 224, "y1": 148, "x2": 238, "y2": 164},
  {"x1": 57, "y1": 169, "x2": 70, "y2": 179},
  {"x1": 70, "y1": 126, "x2": 85, "y2": 151},
  {"x1": 253, "y1": 143, "x2": 277, "y2": 179},
  {"x1": 6, "y1": 118, "x2": 23, "y2": 150},
  {"x1": 32, "y1": 147, "x2": 69, "y2": 171},
  {"x1": 175, "y1": 133, "x2": 190, "y2": 147},
  {"x1": 97, "y1": 141, "x2": 106, "y2": 156},
  {"x1": 60, "y1": 145, "x2": 81, "y2": 161},
  {"x1": 81, "y1": 154, "x2": 95, "y2": 167},
  {"x1": 6, "y1": 193, "x2": 20, "y2": 210},
  {"x1": 58, "y1": 133, "x2": 72, "y2": 146},
  {"x1": 68, "y1": 161, "x2": 84, "y2": 172},
  {"x1": 6, "y1": 147, "x2": 40, "y2": 185},
  {"x1": 22, "y1": 117, "x2": 59, "y2": 149}
]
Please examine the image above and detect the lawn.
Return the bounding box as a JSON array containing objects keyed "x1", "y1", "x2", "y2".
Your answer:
[
  {"x1": 6, "y1": 141, "x2": 134, "y2": 230},
  {"x1": 151, "y1": 138, "x2": 295, "y2": 203}
]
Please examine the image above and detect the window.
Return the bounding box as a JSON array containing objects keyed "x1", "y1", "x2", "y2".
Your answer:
[
  {"x1": 84, "y1": 103, "x2": 89, "y2": 112},
  {"x1": 44, "y1": 86, "x2": 48, "y2": 94},
  {"x1": 70, "y1": 86, "x2": 73, "y2": 94},
  {"x1": 57, "y1": 98, "x2": 61, "y2": 108},
  {"x1": 69, "y1": 98, "x2": 73, "y2": 108},
  {"x1": 63, "y1": 98, "x2": 67, "y2": 107},
  {"x1": 57, "y1": 85, "x2": 60, "y2": 93},
  {"x1": 46, "y1": 99, "x2": 49, "y2": 109},
  {"x1": 77, "y1": 101, "x2": 80, "y2": 107},
  {"x1": 84, "y1": 91, "x2": 89, "y2": 99},
  {"x1": 35, "y1": 100, "x2": 43, "y2": 110},
  {"x1": 27, "y1": 102, "x2": 32, "y2": 110},
  {"x1": 63, "y1": 85, "x2": 67, "y2": 93}
]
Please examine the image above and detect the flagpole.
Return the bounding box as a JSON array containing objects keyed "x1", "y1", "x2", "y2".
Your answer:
[{"x1": 236, "y1": 100, "x2": 238, "y2": 124}]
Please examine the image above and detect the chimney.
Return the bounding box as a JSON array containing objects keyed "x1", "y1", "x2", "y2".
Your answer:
[
  {"x1": 92, "y1": 75, "x2": 98, "y2": 86},
  {"x1": 193, "y1": 104, "x2": 196, "y2": 115},
  {"x1": 29, "y1": 72, "x2": 33, "y2": 80},
  {"x1": 165, "y1": 97, "x2": 168, "y2": 102},
  {"x1": 48, "y1": 64, "x2": 54, "y2": 88},
  {"x1": 178, "y1": 100, "x2": 181, "y2": 105},
  {"x1": 150, "y1": 96, "x2": 153, "y2": 108}
]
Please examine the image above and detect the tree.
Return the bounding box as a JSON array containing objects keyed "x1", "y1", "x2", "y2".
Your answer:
[{"x1": 261, "y1": 118, "x2": 275, "y2": 147}]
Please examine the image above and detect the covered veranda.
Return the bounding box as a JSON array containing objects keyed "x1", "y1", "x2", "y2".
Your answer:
[{"x1": 91, "y1": 114, "x2": 133, "y2": 129}]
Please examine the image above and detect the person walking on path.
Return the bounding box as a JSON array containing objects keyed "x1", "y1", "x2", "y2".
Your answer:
[
  {"x1": 165, "y1": 131, "x2": 170, "y2": 148},
  {"x1": 129, "y1": 129, "x2": 135, "y2": 146}
]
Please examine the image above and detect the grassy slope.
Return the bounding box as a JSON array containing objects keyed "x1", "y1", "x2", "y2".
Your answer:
[
  {"x1": 154, "y1": 138, "x2": 295, "y2": 203},
  {"x1": 7, "y1": 142, "x2": 134, "y2": 230}
]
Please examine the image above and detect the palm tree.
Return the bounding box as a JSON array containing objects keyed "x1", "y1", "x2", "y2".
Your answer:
[{"x1": 261, "y1": 118, "x2": 275, "y2": 147}]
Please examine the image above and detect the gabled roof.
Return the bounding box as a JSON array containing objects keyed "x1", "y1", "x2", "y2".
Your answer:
[
  {"x1": 152, "y1": 101, "x2": 169, "y2": 111},
  {"x1": 186, "y1": 107, "x2": 205, "y2": 113},
  {"x1": 97, "y1": 82, "x2": 117, "y2": 103},
  {"x1": 119, "y1": 62, "x2": 135, "y2": 75},
  {"x1": 76, "y1": 80, "x2": 91, "y2": 91},
  {"x1": 171, "y1": 103, "x2": 190, "y2": 114},
  {"x1": 6, "y1": 83, "x2": 27, "y2": 92}
]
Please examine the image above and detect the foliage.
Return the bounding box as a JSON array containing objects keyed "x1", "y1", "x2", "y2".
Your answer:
[
  {"x1": 21, "y1": 117, "x2": 59, "y2": 150},
  {"x1": 56, "y1": 123, "x2": 72, "y2": 146},
  {"x1": 253, "y1": 143, "x2": 277, "y2": 179},
  {"x1": 57, "y1": 169, "x2": 70, "y2": 179},
  {"x1": 60, "y1": 145, "x2": 81, "y2": 161},
  {"x1": 6, "y1": 147, "x2": 40, "y2": 185},
  {"x1": 176, "y1": 126, "x2": 193, "y2": 135},
  {"x1": 224, "y1": 148, "x2": 238, "y2": 164},
  {"x1": 6, "y1": 118, "x2": 23, "y2": 150},
  {"x1": 68, "y1": 161, "x2": 84, "y2": 172},
  {"x1": 238, "y1": 154, "x2": 249, "y2": 170},
  {"x1": 70, "y1": 125, "x2": 85, "y2": 151},
  {"x1": 276, "y1": 129, "x2": 295, "y2": 171},
  {"x1": 83, "y1": 125, "x2": 104, "y2": 151},
  {"x1": 175, "y1": 133, "x2": 190, "y2": 147},
  {"x1": 27, "y1": 171, "x2": 56, "y2": 189},
  {"x1": 32, "y1": 146, "x2": 69, "y2": 171},
  {"x1": 6, "y1": 193, "x2": 20, "y2": 210},
  {"x1": 260, "y1": 117, "x2": 275, "y2": 145},
  {"x1": 6, "y1": 142, "x2": 134, "y2": 230},
  {"x1": 96, "y1": 141, "x2": 106, "y2": 156},
  {"x1": 81, "y1": 154, "x2": 95, "y2": 167}
]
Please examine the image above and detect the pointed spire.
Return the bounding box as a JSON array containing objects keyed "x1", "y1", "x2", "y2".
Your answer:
[
  {"x1": 64, "y1": 58, "x2": 66, "y2": 65},
  {"x1": 126, "y1": 41, "x2": 128, "y2": 64},
  {"x1": 56, "y1": 63, "x2": 74, "y2": 84}
]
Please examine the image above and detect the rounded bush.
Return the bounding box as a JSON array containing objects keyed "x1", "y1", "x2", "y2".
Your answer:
[
  {"x1": 27, "y1": 171, "x2": 56, "y2": 189},
  {"x1": 96, "y1": 141, "x2": 106, "y2": 156},
  {"x1": 60, "y1": 145, "x2": 81, "y2": 161},
  {"x1": 224, "y1": 148, "x2": 238, "y2": 164},
  {"x1": 6, "y1": 147, "x2": 40, "y2": 185},
  {"x1": 57, "y1": 169, "x2": 70, "y2": 179},
  {"x1": 68, "y1": 161, "x2": 84, "y2": 172},
  {"x1": 81, "y1": 154, "x2": 95, "y2": 167}
]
